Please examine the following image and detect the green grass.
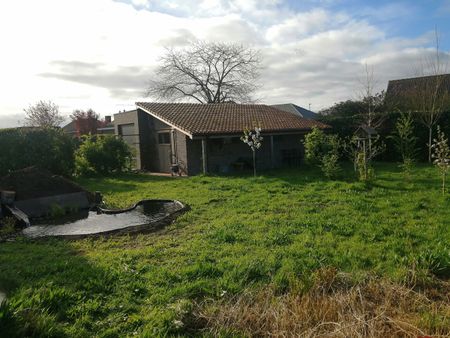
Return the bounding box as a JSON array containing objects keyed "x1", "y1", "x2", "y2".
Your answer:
[{"x1": 0, "y1": 163, "x2": 449, "y2": 337}]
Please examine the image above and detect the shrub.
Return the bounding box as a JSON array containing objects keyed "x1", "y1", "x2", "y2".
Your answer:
[
  {"x1": 0, "y1": 128, "x2": 75, "y2": 177},
  {"x1": 320, "y1": 153, "x2": 341, "y2": 179},
  {"x1": 304, "y1": 127, "x2": 341, "y2": 178},
  {"x1": 0, "y1": 217, "x2": 16, "y2": 236},
  {"x1": 75, "y1": 135, "x2": 132, "y2": 176},
  {"x1": 304, "y1": 127, "x2": 329, "y2": 165}
]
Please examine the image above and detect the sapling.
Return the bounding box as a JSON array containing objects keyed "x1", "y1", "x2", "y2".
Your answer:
[
  {"x1": 241, "y1": 127, "x2": 263, "y2": 177},
  {"x1": 431, "y1": 126, "x2": 450, "y2": 195},
  {"x1": 390, "y1": 112, "x2": 417, "y2": 180},
  {"x1": 344, "y1": 135, "x2": 385, "y2": 181}
]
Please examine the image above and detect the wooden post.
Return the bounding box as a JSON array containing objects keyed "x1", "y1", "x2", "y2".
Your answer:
[
  {"x1": 170, "y1": 129, "x2": 176, "y2": 164},
  {"x1": 201, "y1": 138, "x2": 207, "y2": 174},
  {"x1": 252, "y1": 150, "x2": 256, "y2": 177},
  {"x1": 270, "y1": 135, "x2": 275, "y2": 169}
]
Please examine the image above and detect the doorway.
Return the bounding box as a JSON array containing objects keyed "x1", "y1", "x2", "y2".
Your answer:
[{"x1": 157, "y1": 132, "x2": 172, "y2": 173}]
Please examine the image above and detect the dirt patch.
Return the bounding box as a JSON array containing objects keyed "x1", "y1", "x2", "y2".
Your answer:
[{"x1": 0, "y1": 167, "x2": 93, "y2": 201}]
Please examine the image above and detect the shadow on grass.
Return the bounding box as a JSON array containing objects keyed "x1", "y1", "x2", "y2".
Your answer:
[
  {"x1": 75, "y1": 173, "x2": 176, "y2": 194},
  {"x1": 0, "y1": 238, "x2": 118, "y2": 337}
]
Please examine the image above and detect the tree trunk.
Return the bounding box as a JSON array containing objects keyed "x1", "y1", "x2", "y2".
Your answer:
[
  {"x1": 428, "y1": 126, "x2": 433, "y2": 163},
  {"x1": 363, "y1": 139, "x2": 367, "y2": 180},
  {"x1": 253, "y1": 150, "x2": 256, "y2": 177},
  {"x1": 443, "y1": 172, "x2": 446, "y2": 195}
]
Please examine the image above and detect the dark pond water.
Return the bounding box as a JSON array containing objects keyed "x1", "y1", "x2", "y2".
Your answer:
[{"x1": 22, "y1": 200, "x2": 185, "y2": 238}]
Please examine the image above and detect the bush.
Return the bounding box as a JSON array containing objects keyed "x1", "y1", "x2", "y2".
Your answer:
[
  {"x1": 304, "y1": 127, "x2": 341, "y2": 178},
  {"x1": 0, "y1": 128, "x2": 75, "y2": 177},
  {"x1": 304, "y1": 127, "x2": 328, "y2": 165},
  {"x1": 320, "y1": 153, "x2": 341, "y2": 179},
  {"x1": 0, "y1": 217, "x2": 16, "y2": 236},
  {"x1": 75, "y1": 135, "x2": 132, "y2": 176}
]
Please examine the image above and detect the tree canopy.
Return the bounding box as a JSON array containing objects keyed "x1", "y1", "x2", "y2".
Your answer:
[
  {"x1": 70, "y1": 109, "x2": 104, "y2": 137},
  {"x1": 23, "y1": 100, "x2": 64, "y2": 128},
  {"x1": 147, "y1": 41, "x2": 261, "y2": 104}
]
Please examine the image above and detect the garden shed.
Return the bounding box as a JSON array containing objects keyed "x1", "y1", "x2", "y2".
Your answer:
[{"x1": 114, "y1": 103, "x2": 329, "y2": 175}]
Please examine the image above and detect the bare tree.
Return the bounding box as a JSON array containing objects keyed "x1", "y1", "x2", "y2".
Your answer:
[
  {"x1": 147, "y1": 41, "x2": 261, "y2": 103},
  {"x1": 357, "y1": 64, "x2": 386, "y2": 152},
  {"x1": 412, "y1": 29, "x2": 449, "y2": 162},
  {"x1": 23, "y1": 100, "x2": 64, "y2": 128}
]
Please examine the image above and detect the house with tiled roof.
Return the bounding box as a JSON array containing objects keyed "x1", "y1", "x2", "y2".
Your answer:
[
  {"x1": 385, "y1": 74, "x2": 450, "y2": 111},
  {"x1": 113, "y1": 103, "x2": 328, "y2": 175}
]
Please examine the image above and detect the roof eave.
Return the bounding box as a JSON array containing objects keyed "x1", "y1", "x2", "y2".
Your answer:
[
  {"x1": 191, "y1": 127, "x2": 327, "y2": 139},
  {"x1": 136, "y1": 103, "x2": 194, "y2": 139}
]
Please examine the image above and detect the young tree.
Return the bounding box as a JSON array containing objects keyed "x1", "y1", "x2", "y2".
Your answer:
[
  {"x1": 241, "y1": 127, "x2": 263, "y2": 177},
  {"x1": 431, "y1": 126, "x2": 450, "y2": 195},
  {"x1": 413, "y1": 30, "x2": 449, "y2": 162},
  {"x1": 357, "y1": 64, "x2": 386, "y2": 152},
  {"x1": 344, "y1": 135, "x2": 385, "y2": 181},
  {"x1": 148, "y1": 41, "x2": 261, "y2": 104},
  {"x1": 390, "y1": 112, "x2": 418, "y2": 179},
  {"x1": 23, "y1": 100, "x2": 64, "y2": 128}
]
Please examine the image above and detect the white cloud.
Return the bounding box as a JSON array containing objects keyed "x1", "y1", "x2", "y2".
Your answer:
[
  {"x1": 266, "y1": 9, "x2": 348, "y2": 43},
  {"x1": 0, "y1": 0, "x2": 448, "y2": 126}
]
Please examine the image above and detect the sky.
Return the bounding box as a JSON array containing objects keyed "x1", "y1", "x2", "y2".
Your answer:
[{"x1": 0, "y1": 0, "x2": 449, "y2": 128}]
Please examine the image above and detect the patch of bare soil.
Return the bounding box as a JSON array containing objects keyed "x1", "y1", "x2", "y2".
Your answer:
[
  {"x1": 0, "y1": 167, "x2": 92, "y2": 201},
  {"x1": 196, "y1": 268, "x2": 450, "y2": 337}
]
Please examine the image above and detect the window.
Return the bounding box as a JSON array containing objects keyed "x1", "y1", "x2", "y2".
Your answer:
[{"x1": 158, "y1": 132, "x2": 171, "y2": 144}]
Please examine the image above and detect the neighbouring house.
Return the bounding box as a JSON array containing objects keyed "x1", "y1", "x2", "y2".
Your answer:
[
  {"x1": 97, "y1": 116, "x2": 115, "y2": 135},
  {"x1": 385, "y1": 74, "x2": 450, "y2": 111},
  {"x1": 114, "y1": 103, "x2": 328, "y2": 175},
  {"x1": 62, "y1": 116, "x2": 114, "y2": 137},
  {"x1": 271, "y1": 103, "x2": 318, "y2": 119},
  {"x1": 61, "y1": 120, "x2": 77, "y2": 137}
]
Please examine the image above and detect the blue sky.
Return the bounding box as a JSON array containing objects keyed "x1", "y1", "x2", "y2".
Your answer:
[
  {"x1": 0, "y1": 0, "x2": 449, "y2": 127},
  {"x1": 294, "y1": 0, "x2": 450, "y2": 47}
]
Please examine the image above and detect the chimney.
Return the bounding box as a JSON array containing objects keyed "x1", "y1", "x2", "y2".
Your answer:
[{"x1": 104, "y1": 115, "x2": 112, "y2": 123}]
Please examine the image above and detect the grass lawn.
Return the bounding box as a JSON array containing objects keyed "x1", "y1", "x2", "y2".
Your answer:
[{"x1": 0, "y1": 163, "x2": 449, "y2": 337}]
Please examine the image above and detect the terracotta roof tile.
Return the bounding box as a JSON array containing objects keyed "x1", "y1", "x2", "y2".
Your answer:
[{"x1": 136, "y1": 102, "x2": 329, "y2": 137}]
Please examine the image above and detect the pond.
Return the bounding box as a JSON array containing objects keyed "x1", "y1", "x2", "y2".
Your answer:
[{"x1": 22, "y1": 200, "x2": 187, "y2": 239}]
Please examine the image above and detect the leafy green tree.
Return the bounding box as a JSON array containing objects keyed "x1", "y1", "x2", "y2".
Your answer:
[{"x1": 319, "y1": 92, "x2": 386, "y2": 139}]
